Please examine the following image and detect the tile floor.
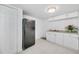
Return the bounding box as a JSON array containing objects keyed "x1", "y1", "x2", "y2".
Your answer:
[{"x1": 20, "y1": 39, "x2": 79, "y2": 54}]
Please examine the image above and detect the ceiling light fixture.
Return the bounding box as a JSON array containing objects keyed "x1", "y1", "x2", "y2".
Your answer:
[{"x1": 47, "y1": 7, "x2": 56, "y2": 14}]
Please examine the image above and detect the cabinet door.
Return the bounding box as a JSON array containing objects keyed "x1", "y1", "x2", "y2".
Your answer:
[
  {"x1": 46, "y1": 32, "x2": 52, "y2": 42},
  {"x1": 51, "y1": 32, "x2": 56, "y2": 43},
  {"x1": 0, "y1": 5, "x2": 18, "y2": 53},
  {"x1": 64, "y1": 34, "x2": 79, "y2": 50},
  {"x1": 46, "y1": 32, "x2": 56, "y2": 43},
  {"x1": 69, "y1": 34, "x2": 79, "y2": 50},
  {"x1": 64, "y1": 34, "x2": 72, "y2": 48},
  {"x1": 67, "y1": 12, "x2": 78, "y2": 18},
  {"x1": 56, "y1": 33, "x2": 63, "y2": 45}
]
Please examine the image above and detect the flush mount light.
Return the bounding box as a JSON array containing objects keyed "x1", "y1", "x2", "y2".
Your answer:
[{"x1": 47, "y1": 7, "x2": 56, "y2": 14}]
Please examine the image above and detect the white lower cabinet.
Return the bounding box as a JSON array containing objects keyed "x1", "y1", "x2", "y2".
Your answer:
[
  {"x1": 51, "y1": 32, "x2": 56, "y2": 43},
  {"x1": 72, "y1": 37, "x2": 79, "y2": 50},
  {"x1": 46, "y1": 32, "x2": 56, "y2": 43},
  {"x1": 46, "y1": 32, "x2": 79, "y2": 50},
  {"x1": 64, "y1": 34, "x2": 73, "y2": 48},
  {"x1": 56, "y1": 33, "x2": 63, "y2": 45},
  {"x1": 64, "y1": 34, "x2": 79, "y2": 50},
  {"x1": 70, "y1": 36, "x2": 78, "y2": 50}
]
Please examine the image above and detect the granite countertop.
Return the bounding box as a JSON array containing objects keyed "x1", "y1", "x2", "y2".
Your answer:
[{"x1": 48, "y1": 30, "x2": 78, "y2": 34}]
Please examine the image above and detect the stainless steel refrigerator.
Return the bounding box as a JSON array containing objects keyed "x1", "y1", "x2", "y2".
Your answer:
[{"x1": 22, "y1": 18, "x2": 35, "y2": 50}]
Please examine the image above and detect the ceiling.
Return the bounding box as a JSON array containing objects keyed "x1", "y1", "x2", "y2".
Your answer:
[{"x1": 12, "y1": 4, "x2": 79, "y2": 20}]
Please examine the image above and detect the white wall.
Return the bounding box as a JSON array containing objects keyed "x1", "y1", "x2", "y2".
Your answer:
[
  {"x1": 36, "y1": 19, "x2": 48, "y2": 39},
  {"x1": 17, "y1": 8, "x2": 23, "y2": 53},
  {"x1": 0, "y1": 5, "x2": 23, "y2": 53},
  {"x1": 23, "y1": 15, "x2": 36, "y2": 20}
]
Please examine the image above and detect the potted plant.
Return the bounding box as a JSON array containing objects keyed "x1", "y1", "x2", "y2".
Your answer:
[{"x1": 65, "y1": 25, "x2": 78, "y2": 33}]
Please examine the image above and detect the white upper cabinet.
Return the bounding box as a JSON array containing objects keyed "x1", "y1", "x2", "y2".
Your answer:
[
  {"x1": 49, "y1": 11, "x2": 79, "y2": 21},
  {"x1": 67, "y1": 12, "x2": 79, "y2": 18},
  {"x1": 53, "y1": 14, "x2": 67, "y2": 20}
]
